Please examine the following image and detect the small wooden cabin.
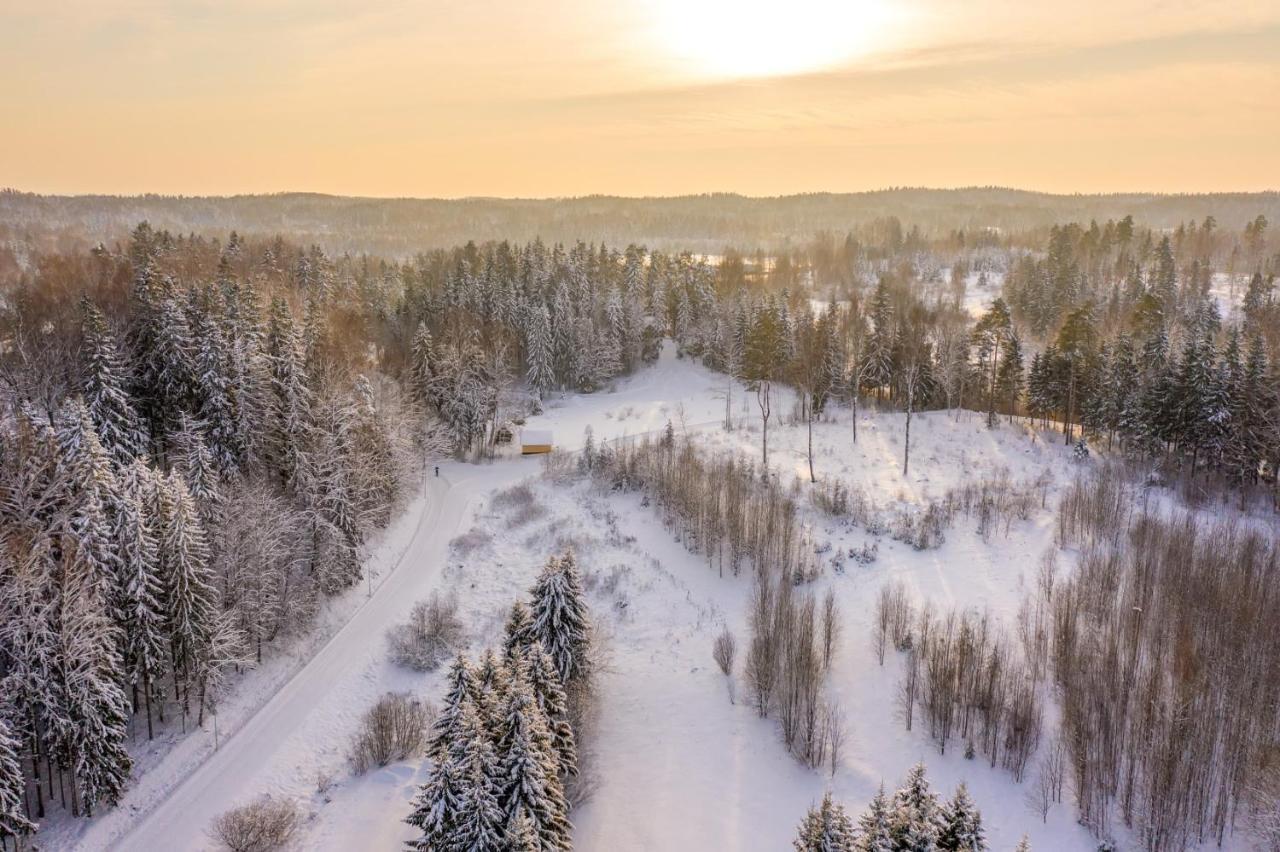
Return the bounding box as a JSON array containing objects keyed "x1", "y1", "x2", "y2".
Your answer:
[{"x1": 520, "y1": 430, "x2": 554, "y2": 455}]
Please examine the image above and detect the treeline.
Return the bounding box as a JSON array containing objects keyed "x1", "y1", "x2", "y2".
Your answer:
[
  {"x1": 405, "y1": 550, "x2": 590, "y2": 851},
  {"x1": 793, "y1": 763, "x2": 1002, "y2": 852},
  {"x1": 4, "y1": 188, "x2": 1277, "y2": 259},
  {"x1": 0, "y1": 227, "x2": 418, "y2": 838},
  {"x1": 1052, "y1": 470, "x2": 1280, "y2": 850}
]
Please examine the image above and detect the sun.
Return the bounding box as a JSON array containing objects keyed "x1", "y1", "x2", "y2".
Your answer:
[{"x1": 654, "y1": 0, "x2": 895, "y2": 80}]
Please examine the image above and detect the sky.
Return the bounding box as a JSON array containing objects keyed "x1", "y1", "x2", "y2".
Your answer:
[{"x1": 1, "y1": 0, "x2": 1277, "y2": 198}]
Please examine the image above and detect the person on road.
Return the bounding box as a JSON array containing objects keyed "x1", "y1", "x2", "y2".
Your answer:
[{"x1": 434, "y1": 466, "x2": 439, "y2": 477}]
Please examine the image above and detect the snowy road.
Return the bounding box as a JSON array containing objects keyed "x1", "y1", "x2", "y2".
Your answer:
[{"x1": 97, "y1": 462, "x2": 535, "y2": 851}]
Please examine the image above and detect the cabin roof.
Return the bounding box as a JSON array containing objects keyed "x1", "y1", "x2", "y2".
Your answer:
[{"x1": 521, "y1": 429, "x2": 553, "y2": 445}]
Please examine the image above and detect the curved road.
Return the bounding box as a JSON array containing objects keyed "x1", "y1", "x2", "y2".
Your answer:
[{"x1": 100, "y1": 460, "x2": 533, "y2": 851}]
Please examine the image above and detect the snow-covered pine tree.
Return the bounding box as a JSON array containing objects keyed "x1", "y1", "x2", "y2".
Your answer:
[
  {"x1": 160, "y1": 472, "x2": 219, "y2": 717},
  {"x1": 937, "y1": 782, "x2": 986, "y2": 851},
  {"x1": 522, "y1": 644, "x2": 577, "y2": 778},
  {"x1": 497, "y1": 655, "x2": 571, "y2": 852},
  {"x1": 891, "y1": 763, "x2": 942, "y2": 851},
  {"x1": 528, "y1": 550, "x2": 591, "y2": 686},
  {"x1": 80, "y1": 298, "x2": 146, "y2": 466},
  {"x1": 0, "y1": 709, "x2": 37, "y2": 840},
  {"x1": 793, "y1": 792, "x2": 856, "y2": 851},
  {"x1": 854, "y1": 785, "x2": 894, "y2": 852}
]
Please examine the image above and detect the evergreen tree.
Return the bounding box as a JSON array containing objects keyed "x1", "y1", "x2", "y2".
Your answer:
[
  {"x1": 54, "y1": 532, "x2": 133, "y2": 816},
  {"x1": 937, "y1": 783, "x2": 985, "y2": 851},
  {"x1": 405, "y1": 749, "x2": 466, "y2": 851},
  {"x1": 523, "y1": 644, "x2": 577, "y2": 778},
  {"x1": 503, "y1": 601, "x2": 536, "y2": 661},
  {"x1": 854, "y1": 785, "x2": 894, "y2": 852},
  {"x1": 527, "y1": 306, "x2": 555, "y2": 400},
  {"x1": 160, "y1": 473, "x2": 219, "y2": 715},
  {"x1": 528, "y1": 550, "x2": 591, "y2": 686},
  {"x1": 890, "y1": 763, "x2": 942, "y2": 851},
  {"x1": 171, "y1": 414, "x2": 222, "y2": 527},
  {"x1": 429, "y1": 655, "x2": 479, "y2": 762},
  {"x1": 115, "y1": 468, "x2": 166, "y2": 738},
  {"x1": 80, "y1": 298, "x2": 146, "y2": 466},
  {"x1": 794, "y1": 792, "x2": 856, "y2": 851},
  {"x1": 452, "y1": 703, "x2": 507, "y2": 852},
  {"x1": 265, "y1": 296, "x2": 312, "y2": 492},
  {"x1": 497, "y1": 657, "x2": 572, "y2": 851},
  {"x1": 0, "y1": 710, "x2": 37, "y2": 840}
]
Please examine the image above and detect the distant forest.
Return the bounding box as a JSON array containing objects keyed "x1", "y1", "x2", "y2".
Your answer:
[{"x1": 3, "y1": 188, "x2": 1279, "y2": 259}]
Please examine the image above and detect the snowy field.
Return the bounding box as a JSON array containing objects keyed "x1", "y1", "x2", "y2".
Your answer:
[{"x1": 58, "y1": 343, "x2": 1255, "y2": 851}]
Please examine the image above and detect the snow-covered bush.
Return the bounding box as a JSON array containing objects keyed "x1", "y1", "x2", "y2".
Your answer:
[
  {"x1": 209, "y1": 795, "x2": 301, "y2": 852},
  {"x1": 386, "y1": 593, "x2": 464, "y2": 671},
  {"x1": 349, "y1": 692, "x2": 435, "y2": 774}
]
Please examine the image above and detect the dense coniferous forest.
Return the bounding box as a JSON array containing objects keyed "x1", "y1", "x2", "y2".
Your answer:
[{"x1": 0, "y1": 201, "x2": 1277, "y2": 847}]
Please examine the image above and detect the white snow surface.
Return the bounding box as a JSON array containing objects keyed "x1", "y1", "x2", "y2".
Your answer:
[{"x1": 55, "y1": 343, "x2": 1250, "y2": 851}]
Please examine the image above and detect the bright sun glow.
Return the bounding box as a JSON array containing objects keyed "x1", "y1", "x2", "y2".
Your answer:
[{"x1": 655, "y1": 0, "x2": 896, "y2": 80}]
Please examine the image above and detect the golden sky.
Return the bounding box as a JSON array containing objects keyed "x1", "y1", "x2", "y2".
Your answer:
[{"x1": 2, "y1": 0, "x2": 1277, "y2": 197}]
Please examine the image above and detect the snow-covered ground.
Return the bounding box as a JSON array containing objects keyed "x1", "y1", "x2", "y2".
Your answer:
[{"x1": 57, "y1": 343, "x2": 1255, "y2": 850}]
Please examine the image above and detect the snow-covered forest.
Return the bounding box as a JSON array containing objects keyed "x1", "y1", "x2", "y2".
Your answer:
[{"x1": 0, "y1": 204, "x2": 1278, "y2": 851}]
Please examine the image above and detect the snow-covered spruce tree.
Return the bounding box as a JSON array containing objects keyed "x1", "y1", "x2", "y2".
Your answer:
[
  {"x1": 507, "y1": 809, "x2": 541, "y2": 852},
  {"x1": 522, "y1": 644, "x2": 577, "y2": 778},
  {"x1": 428, "y1": 654, "x2": 479, "y2": 762},
  {"x1": 0, "y1": 709, "x2": 36, "y2": 841},
  {"x1": 53, "y1": 533, "x2": 133, "y2": 816},
  {"x1": 854, "y1": 785, "x2": 894, "y2": 852},
  {"x1": 409, "y1": 321, "x2": 436, "y2": 409},
  {"x1": 528, "y1": 551, "x2": 591, "y2": 686},
  {"x1": 0, "y1": 544, "x2": 58, "y2": 824},
  {"x1": 190, "y1": 305, "x2": 242, "y2": 478},
  {"x1": 497, "y1": 656, "x2": 572, "y2": 851},
  {"x1": 451, "y1": 702, "x2": 508, "y2": 852},
  {"x1": 54, "y1": 400, "x2": 125, "y2": 604},
  {"x1": 219, "y1": 276, "x2": 267, "y2": 470},
  {"x1": 347, "y1": 375, "x2": 399, "y2": 529},
  {"x1": 793, "y1": 792, "x2": 856, "y2": 851},
  {"x1": 474, "y1": 648, "x2": 512, "y2": 743},
  {"x1": 503, "y1": 601, "x2": 537, "y2": 662},
  {"x1": 404, "y1": 746, "x2": 466, "y2": 851},
  {"x1": 306, "y1": 402, "x2": 363, "y2": 594},
  {"x1": 265, "y1": 295, "x2": 313, "y2": 493},
  {"x1": 526, "y1": 305, "x2": 556, "y2": 400},
  {"x1": 114, "y1": 469, "x2": 166, "y2": 739},
  {"x1": 160, "y1": 472, "x2": 220, "y2": 718},
  {"x1": 146, "y1": 294, "x2": 197, "y2": 456},
  {"x1": 80, "y1": 298, "x2": 146, "y2": 467},
  {"x1": 937, "y1": 782, "x2": 986, "y2": 851},
  {"x1": 170, "y1": 413, "x2": 223, "y2": 528},
  {"x1": 890, "y1": 763, "x2": 943, "y2": 851}
]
